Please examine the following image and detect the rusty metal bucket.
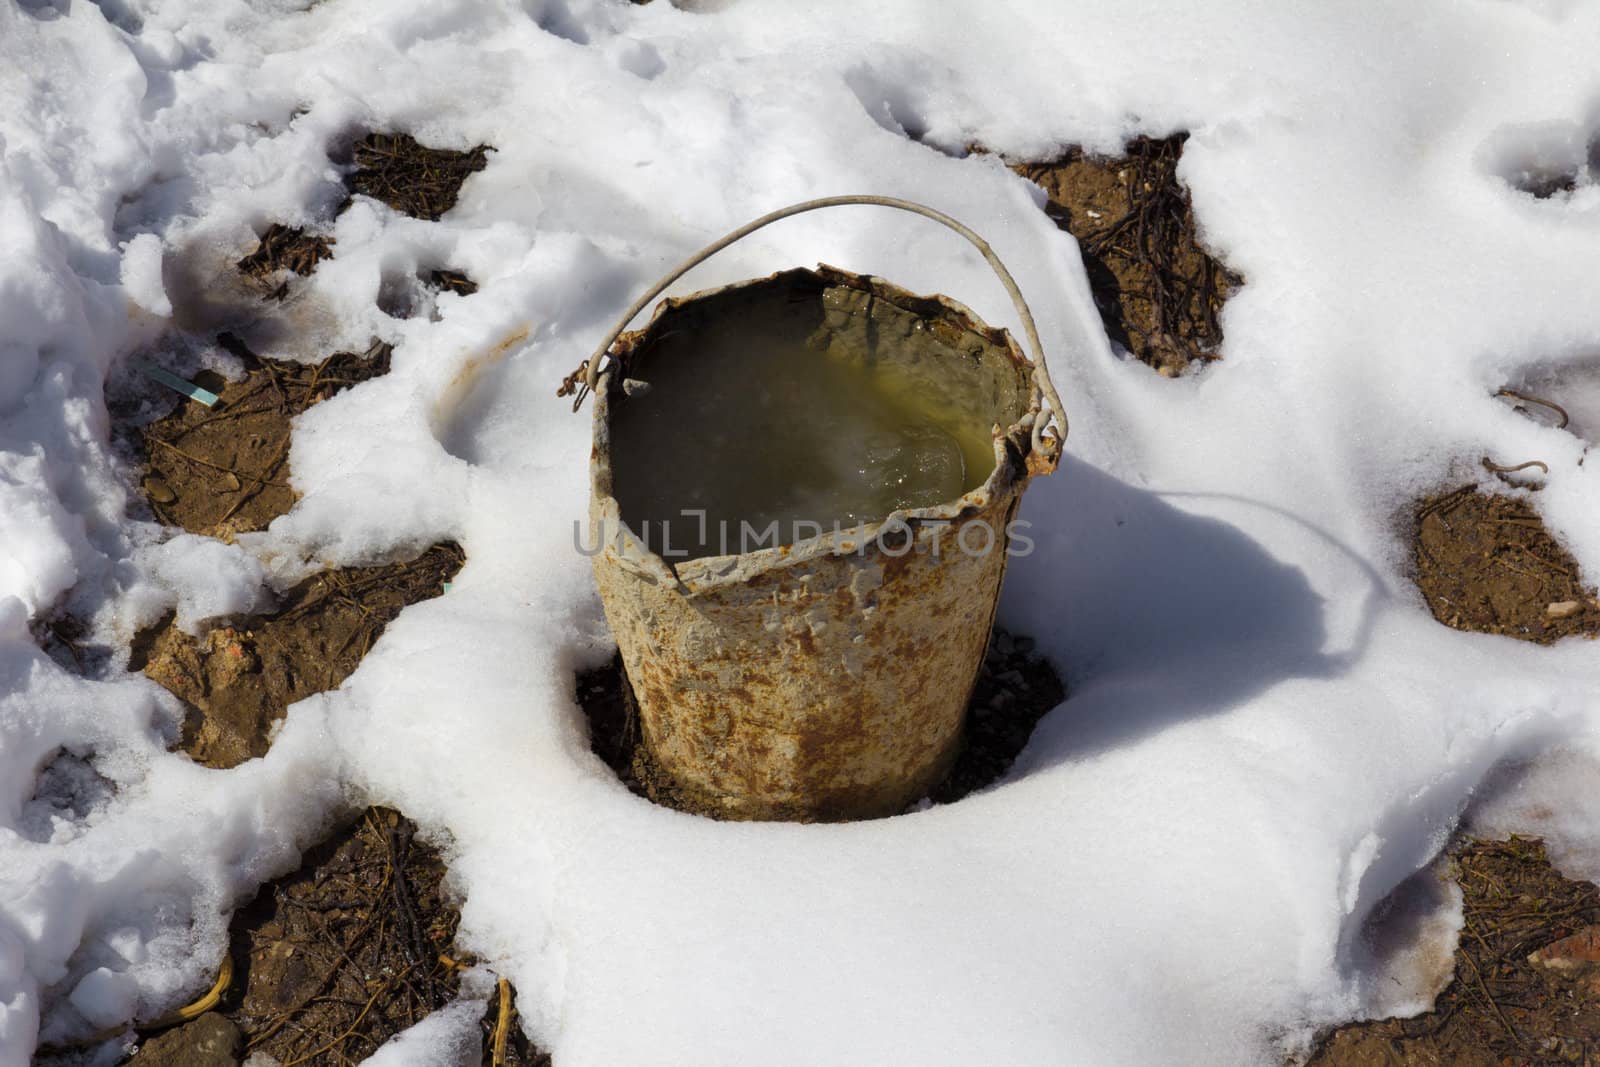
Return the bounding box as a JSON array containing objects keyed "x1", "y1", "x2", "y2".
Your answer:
[{"x1": 578, "y1": 196, "x2": 1065, "y2": 821}]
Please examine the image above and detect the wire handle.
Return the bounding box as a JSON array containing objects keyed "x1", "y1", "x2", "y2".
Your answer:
[{"x1": 578, "y1": 195, "x2": 1067, "y2": 453}]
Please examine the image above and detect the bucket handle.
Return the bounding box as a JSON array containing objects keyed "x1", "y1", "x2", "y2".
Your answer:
[{"x1": 576, "y1": 195, "x2": 1067, "y2": 454}]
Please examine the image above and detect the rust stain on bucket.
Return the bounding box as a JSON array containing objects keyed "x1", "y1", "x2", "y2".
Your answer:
[{"x1": 588, "y1": 264, "x2": 1058, "y2": 821}]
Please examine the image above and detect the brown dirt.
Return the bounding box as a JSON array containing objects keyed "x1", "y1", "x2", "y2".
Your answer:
[
  {"x1": 429, "y1": 268, "x2": 479, "y2": 297},
  {"x1": 349, "y1": 133, "x2": 490, "y2": 221},
  {"x1": 102, "y1": 133, "x2": 541, "y2": 1063},
  {"x1": 1413, "y1": 488, "x2": 1599, "y2": 644},
  {"x1": 1310, "y1": 836, "x2": 1600, "y2": 1066},
  {"x1": 184, "y1": 805, "x2": 545, "y2": 1067},
  {"x1": 580, "y1": 626, "x2": 1065, "y2": 820},
  {"x1": 135, "y1": 337, "x2": 392, "y2": 541},
  {"x1": 236, "y1": 224, "x2": 335, "y2": 301},
  {"x1": 1016, "y1": 133, "x2": 1239, "y2": 375},
  {"x1": 127, "y1": 1012, "x2": 241, "y2": 1066},
  {"x1": 128, "y1": 202, "x2": 463, "y2": 771},
  {"x1": 219, "y1": 807, "x2": 463, "y2": 1066},
  {"x1": 131, "y1": 542, "x2": 464, "y2": 769}
]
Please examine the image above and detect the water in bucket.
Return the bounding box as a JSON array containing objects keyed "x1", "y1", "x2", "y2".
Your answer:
[{"x1": 608, "y1": 287, "x2": 1000, "y2": 561}]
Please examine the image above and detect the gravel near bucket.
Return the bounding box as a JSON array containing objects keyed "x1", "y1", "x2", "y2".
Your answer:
[{"x1": 574, "y1": 197, "x2": 1066, "y2": 821}]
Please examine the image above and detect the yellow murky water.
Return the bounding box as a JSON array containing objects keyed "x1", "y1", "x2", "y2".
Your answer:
[{"x1": 610, "y1": 328, "x2": 996, "y2": 560}]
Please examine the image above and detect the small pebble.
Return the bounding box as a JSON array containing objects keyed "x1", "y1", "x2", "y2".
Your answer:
[
  {"x1": 1547, "y1": 600, "x2": 1582, "y2": 619},
  {"x1": 220, "y1": 471, "x2": 242, "y2": 492},
  {"x1": 143, "y1": 475, "x2": 177, "y2": 504}
]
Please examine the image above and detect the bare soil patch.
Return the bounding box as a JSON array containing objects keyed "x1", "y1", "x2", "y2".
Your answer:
[
  {"x1": 1311, "y1": 836, "x2": 1600, "y2": 1066},
  {"x1": 349, "y1": 133, "x2": 490, "y2": 221},
  {"x1": 131, "y1": 542, "x2": 463, "y2": 769},
  {"x1": 1016, "y1": 133, "x2": 1239, "y2": 375},
  {"x1": 134, "y1": 337, "x2": 391, "y2": 541},
  {"x1": 133, "y1": 804, "x2": 549, "y2": 1067},
  {"x1": 580, "y1": 626, "x2": 1066, "y2": 819},
  {"x1": 1413, "y1": 488, "x2": 1599, "y2": 644},
  {"x1": 81, "y1": 121, "x2": 533, "y2": 1066},
  {"x1": 218, "y1": 807, "x2": 464, "y2": 1066},
  {"x1": 127, "y1": 383, "x2": 478, "y2": 1059},
  {"x1": 237, "y1": 224, "x2": 335, "y2": 300}
]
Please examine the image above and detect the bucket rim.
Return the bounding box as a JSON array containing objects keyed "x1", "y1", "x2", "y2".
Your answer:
[{"x1": 589, "y1": 264, "x2": 1059, "y2": 593}]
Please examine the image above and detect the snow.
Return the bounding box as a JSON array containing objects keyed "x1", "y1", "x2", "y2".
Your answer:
[{"x1": 1, "y1": 0, "x2": 1599, "y2": 1064}]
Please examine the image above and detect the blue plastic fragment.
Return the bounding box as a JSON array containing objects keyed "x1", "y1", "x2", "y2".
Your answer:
[{"x1": 146, "y1": 366, "x2": 221, "y2": 407}]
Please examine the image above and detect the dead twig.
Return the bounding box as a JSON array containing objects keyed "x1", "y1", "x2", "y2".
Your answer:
[
  {"x1": 1482, "y1": 458, "x2": 1550, "y2": 475},
  {"x1": 492, "y1": 979, "x2": 514, "y2": 1067},
  {"x1": 278, "y1": 966, "x2": 410, "y2": 1067},
  {"x1": 1497, "y1": 388, "x2": 1570, "y2": 429}
]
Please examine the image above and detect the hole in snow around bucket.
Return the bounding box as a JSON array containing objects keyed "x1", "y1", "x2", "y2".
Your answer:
[
  {"x1": 578, "y1": 625, "x2": 1065, "y2": 821},
  {"x1": 590, "y1": 267, "x2": 1051, "y2": 823}
]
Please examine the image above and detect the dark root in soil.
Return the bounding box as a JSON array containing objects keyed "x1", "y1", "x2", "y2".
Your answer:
[
  {"x1": 1017, "y1": 133, "x2": 1239, "y2": 375},
  {"x1": 1311, "y1": 836, "x2": 1600, "y2": 1066},
  {"x1": 350, "y1": 133, "x2": 489, "y2": 221},
  {"x1": 134, "y1": 336, "x2": 393, "y2": 541},
  {"x1": 237, "y1": 224, "x2": 335, "y2": 299},
  {"x1": 132, "y1": 542, "x2": 464, "y2": 769},
  {"x1": 580, "y1": 626, "x2": 1065, "y2": 820},
  {"x1": 1413, "y1": 487, "x2": 1599, "y2": 644}
]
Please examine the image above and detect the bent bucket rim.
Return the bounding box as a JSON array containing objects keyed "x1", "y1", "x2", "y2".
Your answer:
[{"x1": 588, "y1": 264, "x2": 1060, "y2": 593}]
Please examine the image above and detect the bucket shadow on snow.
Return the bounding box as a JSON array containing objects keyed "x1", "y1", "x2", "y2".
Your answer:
[{"x1": 1010, "y1": 456, "x2": 1382, "y2": 767}]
